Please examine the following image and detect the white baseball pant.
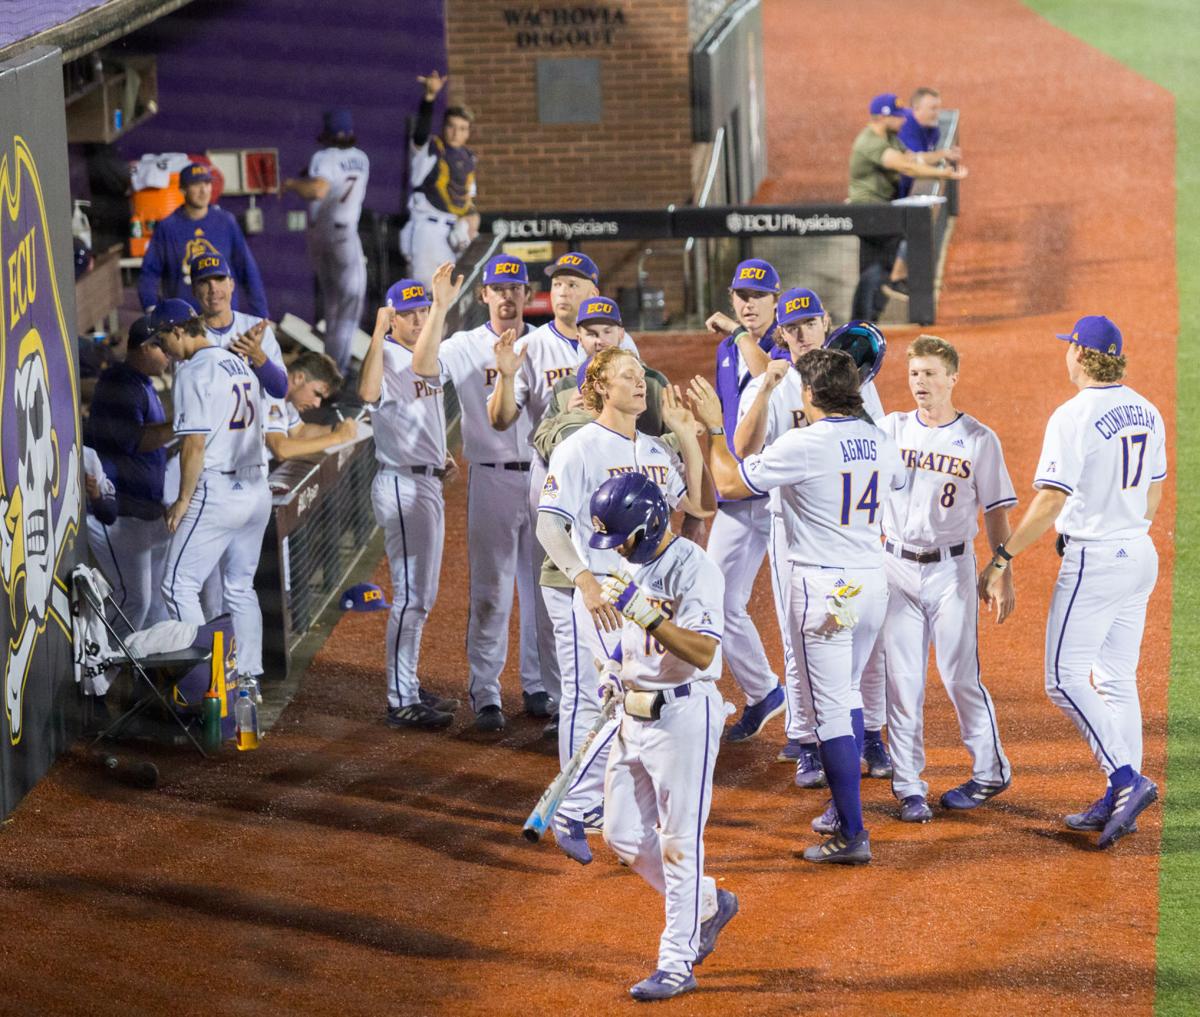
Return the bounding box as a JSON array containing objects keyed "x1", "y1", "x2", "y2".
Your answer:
[
  {"x1": 466, "y1": 464, "x2": 545, "y2": 711},
  {"x1": 161, "y1": 467, "x2": 271, "y2": 677},
  {"x1": 705, "y1": 499, "x2": 779, "y2": 706},
  {"x1": 372, "y1": 468, "x2": 444, "y2": 709},
  {"x1": 530, "y1": 459, "x2": 562, "y2": 705},
  {"x1": 787, "y1": 564, "x2": 887, "y2": 742},
  {"x1": 1044, "y1": 535, "x2": 1156, "y2": 776},
  {"x1": 400, "y1": 201, "x2": 459, "y2": 291},
  {"x1": 310, "y1": 229, "x2": 366, "y2": 374},
  {"x1": 766, "y1": 513, "x2": 815, "y2": 742},
  {"x1": 87, "y1": 514, "x2": 170, "y2": 631},
  {"x1": 883, "y1": 550, "x2": 1010, "y2": 799},
  {"x1": 604, "y1": 681, "x2": 724, "y2": 973}
]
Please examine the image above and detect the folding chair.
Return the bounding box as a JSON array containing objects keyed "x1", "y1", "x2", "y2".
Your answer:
[{"x1": 72, "y1": 566, "x2": 240, "y2": 758}]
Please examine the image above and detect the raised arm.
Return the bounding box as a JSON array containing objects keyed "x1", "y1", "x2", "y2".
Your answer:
[
  {"x1": 687, "y1": 376, "x2": 755, "y2": 500},
  {"x1": 357, "y1": 307, "x2": 393, "y2": 404},
  {"x1": 487, "y1": 328, "x2": 526, "y2": 430},
  {"x1": 734, "y1": 359, "x2": 789, "y2": 457},
  {"x1": 661, "y1": 384, "x2": 713, "y2": 519},
  {"x1": 412, "y1": 261, "x2": 463, "y2": 378}
]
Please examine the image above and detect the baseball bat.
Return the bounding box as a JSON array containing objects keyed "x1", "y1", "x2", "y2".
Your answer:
[{"x1": 522, "y1": 693, "x2": 618, "y2": 843}]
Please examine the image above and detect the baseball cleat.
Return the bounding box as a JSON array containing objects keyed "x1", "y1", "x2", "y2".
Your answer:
[
  {"x1": 581, "y1": 803, "x2": 605, "y2": 836},
  {"x1": 861, "y1": 738, "x2": 894, "y2": 779},
  {"x1": 1064, "y1": 791, "x2": 1126, "y2": 832},
  {"x1": 794, "y1": 747, "x2": 828, "y2": 789},
  {"x1": 553, "y1": 815, "x2": 593, "y2": 865},
  {"x1": 474, "y1": 705, "x2": 506, "y2": 733},
  {"x1": 1098, "y1": 775, "x2": 1157, "y2": 849},
  {"x1": 800, "y1": 829, "x2": 872, "y2": 865},
  {"x1": 386, "y1": 703, "x2": 453, "y2": 731},
  {"x1": 419, "y1": 688, "x2": 461, "y2": 713},
  {"x1": 695, "y1": 889, "x2": 739, "y2": 965},
  {"x1": 940, "y1": 779, "x2": 1010, "y2": 810},
  {"x1": 778, "y1": 738, "x2": 804, "y2": 763},
  {"x1": 725, "y1": 685, "x2": 785, "y2": 743},
  {"x1": 811, "y1": 799, "x2": 840, "y2": 835},
  {"x1": 629, "y1": 969, "x2": 697, "y2": 1001},
  {"x1": 542, "y1": 712, "x2": 559, "y2": 739},
  {"x1": 899, "y1": 795, "x2": 934, "y2": 823},
  {"x1": 522, "y1": 691, "x2": 554, "y2": 718}
]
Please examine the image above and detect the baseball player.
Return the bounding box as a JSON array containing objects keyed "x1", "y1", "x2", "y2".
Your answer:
[
  {"x1": 488, "y1": 252, "x2": 638, "y2": 735},
  {"x1": 704, "y1": 259, "x2": 786, "y2": 743},
  {"x1": 283, "y1": 110, "x2": 371, "y2": 374},
  {"x1": 877, "y1": 335, "x2": 1014, "y2": 823},
  {"x1": 85, "y1": 315, "x2": 174, "y2": 631},
  {"x1": 438, "y1": 254, "x2": 550, "y2": 732},
  {"x1": 536, "y1": 347, "x2": 711, "y2": 864},
  {"x1": 401, "y1": 71, "x2": 478, "y2": 289},
  {"x1": 586, "y1": 474, "x2": 736, "y2": 1001},
  {"x1": 153, "y1": 299, "x2": 272, "y2": 683},
  {"x1": 693, "y1": 349, "x2": 904, "y2": 863},
  {"x1": 735, "y1": 299, "x2": 889, "y2": 790},
  {"x1": 190, "y1": 251, "x2": 288, "y2": 399},
  {"x1": 263, "y1": 351, "x2": 358, "y2": 462},
  {"x1": 980, "y1": 316, "x2": 1164, "y2": 848},
  {"x1": 139, "y1": 163, "x2": 269, "y2": 318},
  {"x1": 359, "y1": 264, "x2": 464, "y2": 730}
]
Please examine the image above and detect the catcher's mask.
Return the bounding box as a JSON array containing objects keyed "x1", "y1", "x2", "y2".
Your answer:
[
  {"x1": 824, "y1": 321, "x2": 887, "y2": 384},
  {"x1": 588, "y1": 473, "x2": 670, "y2": 565}
]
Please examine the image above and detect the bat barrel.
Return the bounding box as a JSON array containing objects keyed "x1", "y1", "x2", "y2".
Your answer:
[{"x1": 522, "y1": 813, "x2": 548, "y2": 842}]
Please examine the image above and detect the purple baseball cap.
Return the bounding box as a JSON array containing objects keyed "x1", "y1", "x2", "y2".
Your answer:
[
  {"x1": 1055, "y1": 315, "x2": 1123, "y2": 356},
  {"x1": 340, "y1": 582, "x2": 389, "y2": 612},
  {"x1": 127, "y1": 315, "x2": 158, "y2": 351},
  {"x1": 544, "y1": 252, "x2": 600, "y2": 284},
  {"x1": 150, "y1": 298, "x2": 199, "y2": 332},
  {"x1": 577, "y1": 296, "x2": 622, "y2": 328},
  {"x1": 386, "y1": 279, "x2": 432, "y2": 311},
  {"x1": 482, "y1": 254, "x2": 529, "y2": 286},
  {"x1": 179, "y1": 163, "x2": 212, "y2": 187},
  {"x1": 730, "y1": 259, "x2": 781, "y2": 294},
  {"x1": 777, "y1": 287, "x2": 825, "y2": 325},
  {"x1": 189, "y1": 251, "x2": 230, "y2": 282},
  {"x1": 323, "y1": 109, "x2": 355, "y2": 136},
  {"x1": 869, "y1": 93, "x2": 904, "y2": 117}
]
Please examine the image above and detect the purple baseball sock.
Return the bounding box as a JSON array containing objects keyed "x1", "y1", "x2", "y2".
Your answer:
[
  {"x1": 819, "y1": 734, "x2": 864, "y2": 838},
  {"x1": 851, "y1": 708, "x2": 865, "y2": 759}
]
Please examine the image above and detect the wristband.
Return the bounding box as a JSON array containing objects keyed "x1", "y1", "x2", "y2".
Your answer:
[
  {"x1": 645, "y1": 615, "x2": 664, "y2": 634},
  {"x1": 990, "y1": 557, "x2": 1008, "y2": 572},
  {"x1": 707, "y1": 426, "x2": 725, "y2": 436},
  {"x1": 994, "y1": 543, "x2": 1013, "y2": 561}
]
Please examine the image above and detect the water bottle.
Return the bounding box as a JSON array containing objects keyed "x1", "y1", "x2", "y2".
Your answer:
[
  {"x1": 202, "y1": 688, "x2": 222, "y2": 752},
  {"x1": 241, "y1": 674, "x2": 262, "y2": 705},
  {"x1": 235, "y1": 689, "x2": 259, "y2": 751}
]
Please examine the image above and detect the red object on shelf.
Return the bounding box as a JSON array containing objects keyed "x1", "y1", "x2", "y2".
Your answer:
[{"x1": 525, "y1": 291, "x2": 553, "y2": 322}]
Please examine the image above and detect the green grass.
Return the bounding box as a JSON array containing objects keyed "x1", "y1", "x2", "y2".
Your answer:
[{"x1": 1022, "y1": 3, "x2": 1200, "y2": 1012}]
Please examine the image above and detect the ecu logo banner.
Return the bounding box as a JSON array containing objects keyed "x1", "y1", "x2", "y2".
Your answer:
[{"x1": 1, "y1": 47, "x2": 84, "y2": 817}]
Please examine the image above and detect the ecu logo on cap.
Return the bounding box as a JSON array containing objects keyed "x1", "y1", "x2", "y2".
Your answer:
[
  {"x1": 784, "y1": 296, "x2": 811, "y2": 313},
  {"x1": 593, "y1": 300, "x2": 614, "y2": 314},
  {"x1": 403, "y1": 285, "x2": 425, "y2": 301},
  {"x1": 494, "y1": 261, "x2": 520, "y2": 274},
  {"x1": 362, "y1": 588, "x2": 383, "y2": 604},
  {"x1": 1107, "y1": 343, "x2": 1118, "y2": 354},
  {"x1": 739, "y1": 267, "x2": 766, "y2": 281},
  {"x1": 560, "y1": 254, "x2": 583, "y2": 267},
  {"x1": 592, "y1": 514, "x2": 607, "y2": 534},
  {"x1": 196, "y1": 256, "x2": 221, "y2": 271}
]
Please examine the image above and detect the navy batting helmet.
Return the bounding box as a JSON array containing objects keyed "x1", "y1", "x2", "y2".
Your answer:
[
  {"x1": 588, "y1": 473, "x2": 670, "y2": 565},
  {"x1": 825, "y1": 321, "x2": 887, "y2": 384}
]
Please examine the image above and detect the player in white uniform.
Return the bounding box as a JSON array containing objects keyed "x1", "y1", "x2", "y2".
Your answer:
[
  {"x1": 359, "y1": 265, "x2": 463, "y2": 730},
  {"x1": 439, "y1": 254, "x2": 550, "y2": 732},
  {"x1": 704, "y1": 259, "x2": 787, "y2": 743},
  {"x1": 488, "y1": 252, "x2": 638, "y2": 735},
  {"x1": 694, "y1": 349, "x2": 904, "y2": 863},
  {"x1": 536, "y1": 347, "x2": 712, "y2": 864},
  {"x1": 263, "y1": 351, "x2": 358, "y2": 461},
  {"x1": 878, "y1": 336, "x2": 1014, "y2": 822},
  {"x1": 153, "y1": 300, "x2": 272, "y2": 681},
  {"x1": 583, "y1": 473, "x2": 736, "y2": 1001},
  {"x1": 735, "y1": 290, "x2": 885, "y2": 790},
  {"x1": 980, "y1": 316, "x2": 1164, "y2": 848},
  {"x1": 284, "y1": 109, "x2": 370, "y2": 373}
]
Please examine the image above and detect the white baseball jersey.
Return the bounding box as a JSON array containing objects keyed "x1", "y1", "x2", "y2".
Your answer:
[
  {"x1": 367, "y1": 339, "x2": 447, "y2": 469},
  {"x1": 739, "y1": 416, "x2": 904, "y2": 568},
  {"x1": 264, "y1": 397, "x2": 303, "y2": 437},
  {"x1": 512, "y1": 323, "x2": 639, "y2": 424},
  {"x1": 1034, "y1": 384, "x2": 1166, "y2": 541},
  {"x1": 307, "y1": 146, "x2": 370, "y2": 235},
  {"x1": 879, "y1": 411, "x2": 1017, "y2": 546},
  {"x1": 173, "y1": 347, "x2": 267, "y2": 471},
  {"x1": 205, "y1": 312, "x2": 285, "y2": 371},
  {"x1": 539, "y1": 422, "x2": 685, "y2": 576},
  {"x1": 83, "y1": 446, "x2": 115, "y2": 500},
  {"x1": 441, "y1": 322, "x2": 534, "y2": 463},
  {"x1": 621, "y1": 537, "x2": 725, "y2": 692}
]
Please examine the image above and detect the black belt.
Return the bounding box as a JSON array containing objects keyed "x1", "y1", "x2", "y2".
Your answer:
[
  {"x1": 410, "y1": 465, "x2": 447, "y2": 478},
  {"x1": 885, "y1": 540, "x2": 965, "y2": 564},
  {"x1": 479, "y1": 461, "x2": 531, "y2": 472}
]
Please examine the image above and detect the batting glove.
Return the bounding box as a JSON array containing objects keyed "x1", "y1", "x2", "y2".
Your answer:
[
  {"x1": 600, "y1": 571, "x2": 664, "y2": 632},
  {"x1": 596, "y1": 657, "x2": 623, "y2": 703},
  {"x1": 823, "y1": 582, "x2": 863, "y2": 631}
]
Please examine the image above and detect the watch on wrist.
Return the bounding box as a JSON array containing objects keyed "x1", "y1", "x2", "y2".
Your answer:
[{"x1": 994, "y1": 543, "x2": 1013, "y2": 561}]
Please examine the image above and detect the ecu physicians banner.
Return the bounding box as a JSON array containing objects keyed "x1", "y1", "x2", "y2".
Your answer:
[{"x1": 0, "y1": 46, "x2": 83, "y2": 817}]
